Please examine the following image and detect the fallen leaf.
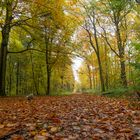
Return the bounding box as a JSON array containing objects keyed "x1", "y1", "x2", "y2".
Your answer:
[
  {"x1": 34, "y1": 135, "x2": 46, "y2": 140},
  {"x1": 119, "y1": 128, "x2": 132, "y2": 133},
  {"x1": 7, "y1": 123, "x2": 17, "y2": 127},
  {"x1": 0, "y1": 124, "x2": 4, "y2": 129},
  {"x1": 50, "y1": 127, "x2": 58, "y2": 133},
  {"x1": 11, "y1": 135, "x2": 24, "y2": 140}
]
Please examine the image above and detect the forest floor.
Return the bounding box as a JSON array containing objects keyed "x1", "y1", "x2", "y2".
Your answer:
[{"x1": 0, "y1": 94, "x2": 140, "y2": 140}]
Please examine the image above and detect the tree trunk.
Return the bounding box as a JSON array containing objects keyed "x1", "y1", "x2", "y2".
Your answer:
[
  {"x1": 87, "y1": 64, "x2": 92, "y2": 89},
  {"x1": 45, "y1": 43, "x2": 51, "y2": 95},
  {"x1": 30, "y1": 52, "x2": 39, "y2": 95},
  {"x1": 115, "y1": 23, "x2": 127, "y2": 87},
  {"x1": 46, "y1": 69, "x2": 51, "y2": 95},
  {"x1": 104, "y1": 45, "x2": 109, "y2": 90},
  {"x1": 16, "y1": 61, "x2": 19, "y2": 95},
  {"x1": 0, "y1": 30, "x2": 9, "y2": 96},
  {"x1": 92, "y1": 16, "x2": 105, "y2": 92},
  {"x1": 97, "y1": 54, "x2": 105, "y2": 92},
  {"x1": 120, "y1": 59, "x2": 127, "y2": 87},
  {"x1": 0, "y1": 1, "x2": 12, "y2": 96}
]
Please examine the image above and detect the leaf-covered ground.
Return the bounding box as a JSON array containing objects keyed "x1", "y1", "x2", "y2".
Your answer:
[{"x1": 0, "y1": 94, "x2": 140, "y2": 140}]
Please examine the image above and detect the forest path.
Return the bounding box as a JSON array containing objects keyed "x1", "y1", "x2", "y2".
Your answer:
[{"x1": 0, "y1": 94, "x2": 140, "y2": 139}]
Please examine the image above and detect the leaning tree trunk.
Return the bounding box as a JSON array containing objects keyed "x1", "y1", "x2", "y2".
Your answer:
[{"x1": 93, "y1": 21, "x2": 105, "y2": 92}]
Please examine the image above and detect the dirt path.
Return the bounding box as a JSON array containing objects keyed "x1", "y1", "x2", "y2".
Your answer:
[{"x1": 0, "y1": 94, "x2": 140, "y2": 140}]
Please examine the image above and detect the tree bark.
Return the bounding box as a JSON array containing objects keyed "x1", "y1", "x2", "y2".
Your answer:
[
  {"x1": 0, "y1": 1, "x2": 12, "y2": 96},
  {"x1": 104, "y1": 45, "x2": 109, "y2": 90},
  {"x1": 120, "y1": 59, "x2": 127, "y2": 87},
  {"x1": 45, "y1": 37, "x2": 51, "y2": 95},
  {"x1": 0, "y1": 28, "x2": 10, "y2": 96},
  {"x1": 16, "y1": 61, "x2": 19, "y2": 95},
  {"x1": 46, "y1": 68, "x2": 51, "y2": 95},
  {"x1": 97, "y1": 54, "x2": 105, "y2": 92},
  {"x1": 93, "y1": 19, "x2": 105, "y2": 92},
  {"x1": 115, "y1": 22, "x2": 127, "y2": 87},
  {"x1": 46, "y1": 46, "x2": 51, "y2": 95},
  {"x1": 30, "y1": 52, "x2": 39, "y2": 95},
  {"x1": 87, "y1": 64, "x2": 92, "y2": 89}
]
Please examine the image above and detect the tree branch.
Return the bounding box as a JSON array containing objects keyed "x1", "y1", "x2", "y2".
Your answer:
[{"x1": 8, "y1": 48, "x2": 45, "y2": 54}]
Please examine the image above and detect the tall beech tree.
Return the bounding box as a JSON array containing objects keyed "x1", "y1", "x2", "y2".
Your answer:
[
  {"x1": 80, "y1": 2, "x2": 105, "y2": 92},
  {"x1": 0, "y1": 0, "x2": 13, "y2": 96},
  {"x1": 97, "y1": 0, "x2": 133, "y2": 87}
]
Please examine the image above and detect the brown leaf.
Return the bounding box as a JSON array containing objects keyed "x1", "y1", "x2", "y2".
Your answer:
[
  {"x1": 0, "y1": 124, "x2": 4, "y2": 129},
  {"x1": 34, "y1": 135, "x2": 46, "y2": 140},
  {"x1": 11, "y1": 135, "x2": 25, "y2": 140},
  {"x1": 119, "y1": 128, "x2": 132, "y2": 133}
]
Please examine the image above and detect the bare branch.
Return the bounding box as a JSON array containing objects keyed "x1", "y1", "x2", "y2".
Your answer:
[{"x1": 96, "y1": 18, "x2": 120, "y2": 57}]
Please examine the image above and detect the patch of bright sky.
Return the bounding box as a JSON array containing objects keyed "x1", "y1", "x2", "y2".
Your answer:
[{"x1": 72, "y1": 57, "x2": 83, "y2": 83}]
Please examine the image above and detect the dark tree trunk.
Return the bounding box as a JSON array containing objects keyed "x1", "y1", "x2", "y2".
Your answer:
[
  {"x1": 46, "y1": 46, "x2": 51, "y2": 95},
  {"x1": 93, "y1": 21, "x2": 105, "y2": 92},
  {"x1": 120, "y1": 59, "x2": 127, "y2": 87},
  {"x1": 16, "y1": 61, "x2": 19, "y2": 95},
  {"x1": 30, "y1": 52, "x2": 39, "y2": 95},
  {"x1": 45, "y1": 41, "x2": 51, "y2": 96},
  {"x1": 0, "y1": 28, "x2": 10, "y2": 96},
  {"x1": 97, "y1": 54, "x2": 105, "y2": 92},
  {"x1": 0, "y1": 1, "x2": 12, "y2": 96},
  {"x1": 9, "y1": 73, "x2": 12, "y2": 94},
  {"x1": 46, "y1": 68, "x2": 51, "y2": 95}
]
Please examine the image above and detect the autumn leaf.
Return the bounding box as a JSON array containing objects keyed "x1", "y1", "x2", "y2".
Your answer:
[{"x1": 0, "y1": 124, "x2": 4, "y2": 129}]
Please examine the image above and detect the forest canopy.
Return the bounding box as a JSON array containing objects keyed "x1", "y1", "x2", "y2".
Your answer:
[{"x1": 0, "y1": 0, "x2": 140, "y2": 96}]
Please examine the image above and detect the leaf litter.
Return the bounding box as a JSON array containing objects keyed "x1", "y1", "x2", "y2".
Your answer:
[{"x1": 0, "y1": 94, "x2": 139, "y2": 140}]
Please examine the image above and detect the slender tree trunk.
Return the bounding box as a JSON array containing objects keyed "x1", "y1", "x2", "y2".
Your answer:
[
  {"x1": 93, "y1": 73, "x2": 96, "y2": 89},
  {"x1": 16, "y1": 61, "x2": 19, "y2": 95},
  {"x1": 9, "y1": 73, "x2": 12, "y2": 94},
  {"x1": 46, "y1": 68, "x2": 51, "y2": 95},
  {"x1": 97, "y1": 54, "x2": 105, "y2": 92},
  {"x1": 61, "y1": 76, "x2": 64, "y2": 89},
  {"x1": 87, "y1": 64, "x2": 92, "y2": 89},
  {"x1": 104, "y1": 45, "x2": 109, "y2": 90},
  {"x1": 45, "y1": 41, "x2": 51, "y2": 95},
  {"x1": 91, "y1": 15, "x2": 105, "y2": 92},
  {"x1": 8, "y1": 56, "x2": 12, "y2": 95},
  {"x1": 30, "y1": 52, "x2": 39, "y2": 95}
]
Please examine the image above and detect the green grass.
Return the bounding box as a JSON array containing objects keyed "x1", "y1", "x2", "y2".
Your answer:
[
  {"x1": 80, "y1": 87, "x2": 139, "y2": 99},
  {"x1": 80, "y1": 89, "x2": 102, "y2": 95},
  {"x1": 103, "y1": 87, "x2": 128, "y2": 98},
  {"x1": 102, "y1": 87, "x2": 140, "y2": 101},
  {"x1": 50, "y1": 90, "x2": 73, "y2": 96}
]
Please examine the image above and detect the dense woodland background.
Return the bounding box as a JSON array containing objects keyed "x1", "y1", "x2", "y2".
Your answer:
[{"x1": 0, "y1": 0, "x2": 140, "y2": 97}]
